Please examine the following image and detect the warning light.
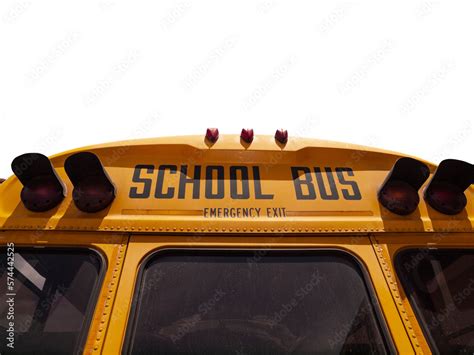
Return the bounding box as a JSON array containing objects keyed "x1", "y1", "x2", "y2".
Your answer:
[
  {"x1": 424, "y1": 159, "x2": 474, "y2": 215},
  {"x1": 240, "y1": 128, "x2": 254, "y2": 143},
  {"x1": 378, "y1": 157, "x2": 430, "y2": 215},
  {"x1": 65, "y1": 152, "x2": 116, "y2": 213},
  {"x1": 275, "y1": 129, "x2": 288, "y2": 144},
  {"x1": 205, "y1": 128, "x2": 219, "y2": 143},
  {"x1": 11, "y1": 153, "x2": 66, "y2": 212}
]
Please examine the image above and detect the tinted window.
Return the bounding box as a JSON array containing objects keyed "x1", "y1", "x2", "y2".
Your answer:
[
  {"x1": 126, "y1": 250, "x2": 391, "y2": 354},
  {"x1": 396, "y1": 249, "x2": 474, "y2": 354},
  {"x1": 0, "y1": 248, "x2": 103, "y2": 354}
]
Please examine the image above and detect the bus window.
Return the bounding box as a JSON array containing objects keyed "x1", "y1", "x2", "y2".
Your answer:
[
  {"x1": 396, "y1": 249, "x2": 474, "y2": 354},
  {"x1": 126, "y1": 250, "x2": 392, "y2": 354},
  {"x1": 0, "y1": 248, "x2": 103, "y2": 354}
]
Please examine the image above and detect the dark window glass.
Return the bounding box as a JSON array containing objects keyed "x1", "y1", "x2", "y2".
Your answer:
[
  {"x1": 126, "y1": 250, "x2": 391, "y2": 354},
  {"x1": 396, "y1": 249, "x2": 474, "y2": 354},
  {"x1": 0, "y1": 248, "x2": 103, "y2": 354}
]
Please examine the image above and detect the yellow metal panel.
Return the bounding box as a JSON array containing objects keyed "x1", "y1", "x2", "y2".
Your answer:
[
  {"x1": 104, "y1": 235, "x2": 415, "y2": 354},
  {"x1": 1, "y1": 135, "x2": 472, "y2": 234},
  {"x1": 1, "y1": 136, "x2": 472, "y2": 353}
]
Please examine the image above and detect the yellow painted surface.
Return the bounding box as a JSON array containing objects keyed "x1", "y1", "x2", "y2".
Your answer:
[
  {"x1": 0, "y1": 135, "x2": 472, "y2": 234},
  {"x1": 1, "y1": 136, "x2": 473, "y2": 354}
]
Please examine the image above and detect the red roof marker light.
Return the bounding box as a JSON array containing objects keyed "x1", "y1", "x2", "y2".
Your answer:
[
  {"x1": 240, "y1": 128, "x2": 254, "y2": 143},
  {"x1": 275, "y1": 129, "x2": 288, "y2": 144},
  {"x1": 205, "y1": 128, "x2": 219, "y2": 143}
]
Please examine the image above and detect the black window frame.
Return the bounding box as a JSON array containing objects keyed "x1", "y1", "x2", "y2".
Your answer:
[
  {"x1": 0, "y1": 246, "x2": 106, "y2": 354},
  {"x1": 395, "y1": 247, "x2": 474, "y2": 354},
  {"x1": 123, "y1": 248, "x2": 395, "y2": 354}
]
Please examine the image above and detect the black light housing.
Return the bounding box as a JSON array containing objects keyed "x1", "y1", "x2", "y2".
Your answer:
[
  {"x1": 65, "y1": 152, "x2": 116, "y2": 213},
  {"x1": 378, "y1": 157, "x2": 430, "y2": 215},
  {"x1": 11, "y1": 153, "x2": 66, "y2": 212},
  {"x1": 424, "y1": 159, "x2": 474, "y2": 215}
]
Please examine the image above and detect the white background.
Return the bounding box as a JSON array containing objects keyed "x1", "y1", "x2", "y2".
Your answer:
[{"x1": 0, "y1": 1, "x2": 472, "y2": 178}]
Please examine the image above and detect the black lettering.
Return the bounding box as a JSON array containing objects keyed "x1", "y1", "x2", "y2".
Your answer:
[
  {"x1": 230, "y1": 166, "x2": 250, "y2": 199},
  {"x1": 155, "y1": 165, "x2": 177, "y2": 198},
  {"x1": 129, "y1": 164, "x2": 154, "y2": 198},
  {"x1": 336, "y1": 167, "x2": 362, "y2": 200},
  {"x1": 178, "y1": 165, "x2": 201, "y2": 199},
  {"x1": 291, "y1": 167, "x2": 316, "y2": 200},
  {"x1": 210, "y1": 208, "x2": 217, "y2": 218},
  {"x1": 253, "y1": 166, "x2": 274, "y2": 199},
  {"x1": 314, "y1": 167, "x2": 339, "y2": 200},
  {"x1": 205, "y1": 166, "x2": 224, "y2": 199}
]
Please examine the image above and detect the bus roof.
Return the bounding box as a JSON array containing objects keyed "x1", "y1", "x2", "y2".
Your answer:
[
  {"x1": 47, "y1": 135, "x2": 430, "y2": 163},
  {"x1": 1, "y1": 135, "x2": 472, "y2": 234}
]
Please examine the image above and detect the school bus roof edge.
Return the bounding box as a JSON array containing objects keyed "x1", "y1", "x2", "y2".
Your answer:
[
  {"x1": 1, "y1": 135, "x2": 472, "y2": 234},
  {"x1": 43, "y1": 135, "x2": 433, "y2": 165}
]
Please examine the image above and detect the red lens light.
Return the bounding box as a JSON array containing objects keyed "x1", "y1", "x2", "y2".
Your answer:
[
  {"x1": 72, "y1": 175, "x2": 115, "y2": 213},
  {"x1": 21, "y1": 175, "x2": 65, "y2": 212},
  {"x1": 240, "y1": 128, "x2": 254, "y2": 143},
  {"x1": 65, "y1": 152, "x2": 116, "y2": 213},
  {"x1": 275, "y1": 129, "x2": 288, "y2": 144},
  {"x1": 379, "y1": 180, "x2": 420, "y2": 215},
  {"x1": 205, "y1": 128, "x2": 219, "y2": 143},
  {"x1": 377, "y1": 157, "x2": 430, "y2": 216},
  {"x1": 12, "y1": 153, "x2": 66, "y2": 212},
  {"x1": 425, "y1": 182, "x2": 466, "y2": 215},
  {"x1": 424, "y1": 159, "x2": 473, "y2": 215}
]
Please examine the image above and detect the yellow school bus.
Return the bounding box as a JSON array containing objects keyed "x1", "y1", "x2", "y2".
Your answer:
[{"x1": 0, "y1": 129, "x2": 473, "y2": 354}]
